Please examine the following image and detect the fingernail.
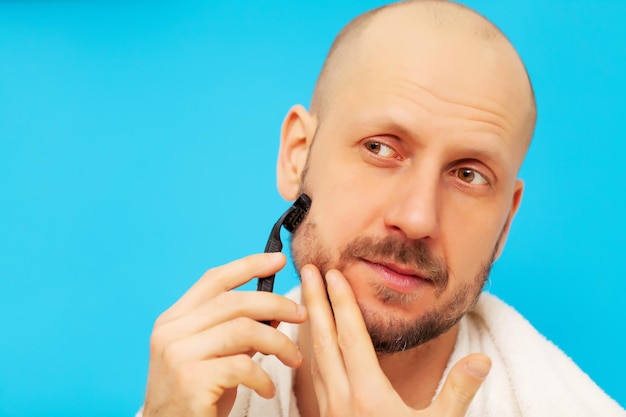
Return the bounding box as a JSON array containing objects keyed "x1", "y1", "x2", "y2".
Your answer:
[
  {"x1": 296, "y1": 349, "x2": 303, "y2": 364},
  {"x1": 301, "y1": 267, "x2": 312, "y2": 282},
  {"x1": 465, "y1": 359, "x2": 491, "y2": 379},
  {"x1": 326, "y1": 270, "x2": 338, "y2": 285},
  {"x1": 297, "y1": 304, "x2": 307, "y2": 318}
]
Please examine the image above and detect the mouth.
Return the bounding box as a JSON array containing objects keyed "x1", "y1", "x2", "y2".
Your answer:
[{"x1": 360, "y1": 258, "x2": 432, "y2": 294}]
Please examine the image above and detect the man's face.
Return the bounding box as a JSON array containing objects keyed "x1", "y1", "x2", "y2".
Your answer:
[{"x1": 284, "y1": 14, "x2": 529, "y2": 353}]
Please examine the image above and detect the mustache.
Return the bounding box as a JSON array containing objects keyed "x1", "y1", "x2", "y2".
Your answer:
[{"x1": 337, "y1": 235, "x2": 449, "y2": 294}]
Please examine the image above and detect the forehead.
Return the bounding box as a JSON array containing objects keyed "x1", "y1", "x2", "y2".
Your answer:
[{"x1": 321, "y1": 6, "x2": 533, "y2": 166}]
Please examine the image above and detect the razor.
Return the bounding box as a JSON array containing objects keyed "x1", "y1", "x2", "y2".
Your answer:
[{"x1": 257, "y1": 193, "x2": 312, "y2": 293}]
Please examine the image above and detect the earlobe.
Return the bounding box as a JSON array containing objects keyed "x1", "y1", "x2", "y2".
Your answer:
[
  {"x1": 276, "y1": 105, "x2": 317, "y2": 201},
  {"x1": 494, "y1": 180, "x2": 524, "y2": 260}
]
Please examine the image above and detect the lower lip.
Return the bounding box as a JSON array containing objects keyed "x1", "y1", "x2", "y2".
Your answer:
[{"x1": 363, "y1": 260, "x2": 430, "y2": 294}]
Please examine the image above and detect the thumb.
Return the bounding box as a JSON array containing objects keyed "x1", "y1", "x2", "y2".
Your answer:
[{"x1": 427, "y1": 353, "x2": 491, "y2": 416}]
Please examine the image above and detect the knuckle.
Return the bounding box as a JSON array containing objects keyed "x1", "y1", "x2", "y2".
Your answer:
[
  {"x1": 204, "y1": 265, "x2": 218, "y2": 277},
  {"x1": 450, "y1": 378, "x2": 476, "y2": 405},
  {"x1": 152, "y1": 307, "x2": 175, "y2": 333},
  {"x1": 310, "y1": 363, "x2": 321, "y2": 381},
  {"x1": 232, "y1": 316, "x2": 255, "y2": 334},
  {"x1": 153, "y1": 311, "x2": 167, "y2": 328},
  {"x1": 149, "y1": 326, "x2": 168, "y2": 354},
  {"x1": 337, "y1": 327, "x2": 358, "y2": 350},
  {"x1": 201, "y1": 265, "x2": 224, "y2": 287},
  {"x1": 161, "y1": 342, "x2": 182, "y2": 367},
  {"x1": 311, "y1": 334, "x2": 334, "y2": 357},
  {"x1": 211, "y1": 291, "x2": 230, "y2": 310},
  {"x1": 242, "y1": 254, "x2": 255, "y2": 266},
  {"x1": 215, "y1": 291, "x2": 245, "y2": 315},
  {"x1": 229, "y1": 354, "x2": 255, "y2": 376}
]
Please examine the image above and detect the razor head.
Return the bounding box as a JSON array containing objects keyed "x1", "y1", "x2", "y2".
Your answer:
[{"x1": 283, "y1": 193, "x2": 311, "y2": 232}]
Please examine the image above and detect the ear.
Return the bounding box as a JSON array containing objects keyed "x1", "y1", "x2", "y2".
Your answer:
[
  {"x1": 494, "y1": 179, "x2": 524, "y2": 260},
  {"x1": 276, "y1": 105, "x2": 317, "y2": 201}
]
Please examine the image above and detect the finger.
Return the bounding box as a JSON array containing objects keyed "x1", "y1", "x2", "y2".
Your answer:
[
  {"x1": 154, "y1": 291, "x2": 307, "y2": 345},
  {"x1": 163, "y1": 317, "x2": 304, "y2": 368},
  {"x1": 189, "y1": 355, "x2": 276, "y2": 406},
  {"x1": 309, "y1": 353, "x2": 329, "y2": 416},
  {"x1": 300, "y1": 265, "x2": 349, "y2": 397},
  {"x1": 164, "y1": 253, "x2": 287, "y2": 321},
  {"x1": 144, "y1": 354, "x2": 275, "y2": 417},
  {"x1": 325, "y1": 269, "x2": 389, "y2": 387},
  {"x1": 426, "y1": 353, "x2": 491, "y2": 416}
]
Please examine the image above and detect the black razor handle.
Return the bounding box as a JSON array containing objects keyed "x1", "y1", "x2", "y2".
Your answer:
[
  {"x1": 257, "y1": 233, "x2": 283, "y2": 293},
  {"x1": 256, "y1": 193, "x2": 311, "y2": 294}
]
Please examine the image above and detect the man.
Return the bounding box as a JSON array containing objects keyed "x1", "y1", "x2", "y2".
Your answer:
[{"x1": 140, "y1": 1, "x2": 625, "y2": 416}]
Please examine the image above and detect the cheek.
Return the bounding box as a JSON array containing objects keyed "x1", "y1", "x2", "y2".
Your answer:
[
  {"x1": 303, "y1": 148, "x2": 380, "y2": 251},
  {"x1": 439, "y1": 196, "x2": 508, "y2": 279}
]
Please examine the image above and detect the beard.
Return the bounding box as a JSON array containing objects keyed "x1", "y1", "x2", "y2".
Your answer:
[{"x1": 290, "y1": 219, "x2": 498, "y2": 354}]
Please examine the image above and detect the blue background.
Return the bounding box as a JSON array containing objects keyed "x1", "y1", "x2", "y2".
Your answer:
[{"x1": 1, "y1": 1, "x2": 624, "y2": 415}]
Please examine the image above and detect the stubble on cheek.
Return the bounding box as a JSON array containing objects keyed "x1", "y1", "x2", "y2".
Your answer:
[{"x1": 290, "y1": 219, "x2": 331, "y2": 275}]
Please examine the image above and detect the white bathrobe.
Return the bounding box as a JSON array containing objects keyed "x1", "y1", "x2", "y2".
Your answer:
[{"x1": 229, "y1": 289, "x2": 625, "y2": 417}]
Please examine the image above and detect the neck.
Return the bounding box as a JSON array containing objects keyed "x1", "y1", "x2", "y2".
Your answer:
[{"x1": 294, "y1": 320, "x2": 459, "y2": 417}]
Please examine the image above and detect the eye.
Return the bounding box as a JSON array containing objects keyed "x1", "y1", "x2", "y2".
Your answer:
[
  {"x1": 455, "y1": 168, "x2": 489, "y2": 185},
  {"x1": 364, "y1": 140, "x2": 398, "y2": 158}
]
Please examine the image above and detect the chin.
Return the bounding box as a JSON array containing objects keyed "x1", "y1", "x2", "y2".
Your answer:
[{"x1": 353, "y1": 282, "x2": 480, "y2": 354}]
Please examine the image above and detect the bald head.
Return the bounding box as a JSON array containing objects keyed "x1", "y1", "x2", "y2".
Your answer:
[{"x1": 310, "y1": 0, "x2": 536, "y2": 150}]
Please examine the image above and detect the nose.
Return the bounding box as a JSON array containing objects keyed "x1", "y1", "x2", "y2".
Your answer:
[{"x1": 383, "y1": 166, "x2": 440, "y2": 241}]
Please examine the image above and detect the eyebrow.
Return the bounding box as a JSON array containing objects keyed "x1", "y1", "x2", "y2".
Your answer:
[{"x1": 357, "y1": 117, "x2": 512, "y2": 173}]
